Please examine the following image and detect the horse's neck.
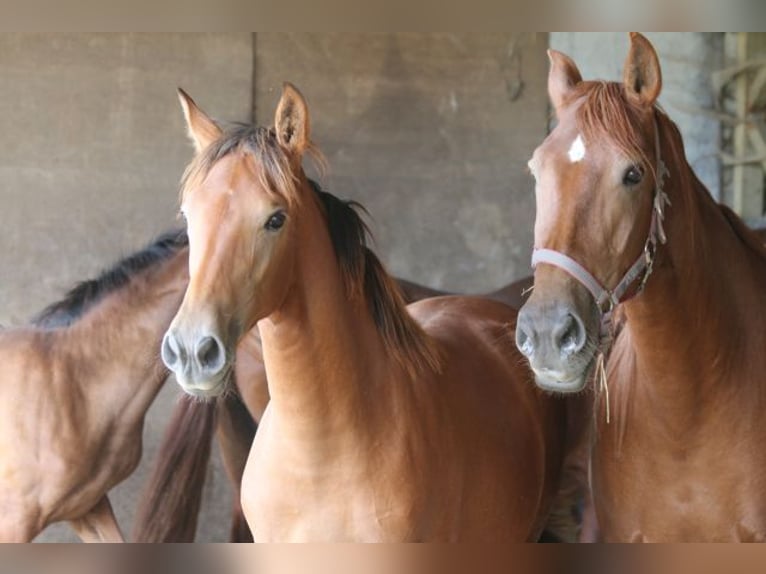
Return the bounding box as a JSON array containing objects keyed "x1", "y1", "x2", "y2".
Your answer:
[
  {"x1": 259, "y1": 212, "x2": 392, "y2": 450},
  {"x1": 57, "y1": 250, "x2": 189, "y2": 418},
  {"x1": 615, "y1": 159, "x2": 766, "y2": 425}
]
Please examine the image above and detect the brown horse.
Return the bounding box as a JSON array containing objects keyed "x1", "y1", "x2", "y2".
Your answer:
[
  {"x1": 131, "y1": 277, "x2": 478, "y2": 543},
  {"x1": 0, "y1": 230, "x2": 260, "y2": 542},
  {"x1": 158, "y1": 84, "x2": 569, "y2": 542},
  {"x1": 516, "y1": 33, "x2": 766, "y2": 541},
  {"x1": 0, "y1": 231, "x2": 191, "y2": 542},
  {"x1": 180, "y1": 277, "x2": 535, "y2": 543}
]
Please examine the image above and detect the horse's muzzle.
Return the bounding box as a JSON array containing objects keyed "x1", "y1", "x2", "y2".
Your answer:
[
  {"x1": 162, "y1": 329, "x2": 229, "y2": 397},
  {"x1": 515, "y1": 301, "x2": 592, "y2": 393}
]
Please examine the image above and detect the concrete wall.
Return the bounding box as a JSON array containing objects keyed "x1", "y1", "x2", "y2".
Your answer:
[
  {"x1": 550, "y1": 32, "x2": 724, "y2": 200},
  {"x1": 0, "y1": 33, "x2": 252, "y2": 542},
  {"x1": 254, "y1": 33, "x2": 550, "y2": 293}
]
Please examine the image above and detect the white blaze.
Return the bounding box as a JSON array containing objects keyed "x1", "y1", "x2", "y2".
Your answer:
[{"x1": 568, "y1": 134, "x2": 586, "y2": 163}]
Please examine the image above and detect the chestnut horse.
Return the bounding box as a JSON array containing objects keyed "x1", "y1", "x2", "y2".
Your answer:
[
  {"x1": 159, "y1": 84, "x2": 569, "y2": 542},
  {"x1": 135, "y1": 275, "x2": 548, "y2": 543},
  {"x1": 516, "y1": 33, "x2": 766, "y2": 541},
  {"x1": 0, "y1": 230, "x2": 192, "y2": 542},
  {"x1": 1, "y1": 230, "x2": 254, "y2": 542}
]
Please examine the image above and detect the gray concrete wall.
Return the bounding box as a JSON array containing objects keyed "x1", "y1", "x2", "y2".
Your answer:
[
  {"x1": 0, "y1": 33, "x2": 252, "y2": 542},
  {"x1": 254, "y1": 33, "x2": 550, "y2": 293},
  {"x1": 550, "y1": 32, "x2": 724, "y2": 200}
]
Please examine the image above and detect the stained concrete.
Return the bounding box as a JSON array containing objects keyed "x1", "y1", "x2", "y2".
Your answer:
[
  {"x1": 0, "y1": 33, "x2": 252, "y2": 542},
  {"x1": 254, "y1": 33, "x2": 550, "y2": 293}
]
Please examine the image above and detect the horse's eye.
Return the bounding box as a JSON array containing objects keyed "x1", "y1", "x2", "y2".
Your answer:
[
  {"x1": 264, "y1": 211, "x2": 286, "y2": 231},
  {"x1": 623, "y1": 165, "x2": 644, "y2": 186}
]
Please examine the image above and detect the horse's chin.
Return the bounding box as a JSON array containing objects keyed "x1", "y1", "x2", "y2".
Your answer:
[
  {"x1": 532, "y1": 356, "x2": 595, "y2": 395},
  {"x1": 175, "y1": 377, "x2": 229, "y2": 401},
  {"x1": 534, "y1": 376, "x2": 587, "y2": 394}
]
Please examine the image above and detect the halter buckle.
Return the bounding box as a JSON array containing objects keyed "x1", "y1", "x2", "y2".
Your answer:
[
  {"x1": 638, "y1": 240, "x2": 657, "y2": 293},
  {"x1": 601, "y1": 295, "x2": 616, "y2": 315}
]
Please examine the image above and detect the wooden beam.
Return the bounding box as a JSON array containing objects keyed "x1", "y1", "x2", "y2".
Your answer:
[{"x1": 733, "y1": 32, "x2": 766, "y2": 218}]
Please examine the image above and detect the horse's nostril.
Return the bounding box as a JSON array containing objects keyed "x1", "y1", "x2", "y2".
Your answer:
[
  {"x1": 196, "y1": 336, "x2": 224, "y2": 372},
  {"x1": 161, "y1": 333, "x2": 181, "y2": 369},
  {"x1": 515, "y1": 316, "x2": 537, "y2": 358},
  {"x1": 554, "y1": 313, "x2": 586, "y2": 357}
]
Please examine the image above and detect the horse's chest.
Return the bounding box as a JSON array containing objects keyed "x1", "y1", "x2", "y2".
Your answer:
[
  {"x1": 241, "y1": 422, "x2": 420, "y2": 542},
  {"x1": 242, "y1": 466, "x2": 407, "y2": 542}
]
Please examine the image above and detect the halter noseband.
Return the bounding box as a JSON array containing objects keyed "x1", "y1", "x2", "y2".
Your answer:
[{"x1": 531, "y1": 115, "x2": 671, "y2": 347}]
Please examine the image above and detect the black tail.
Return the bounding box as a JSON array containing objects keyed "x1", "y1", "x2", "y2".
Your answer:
[{"x1": 132, "y1": 396, "x2": 217, "y2": 542}]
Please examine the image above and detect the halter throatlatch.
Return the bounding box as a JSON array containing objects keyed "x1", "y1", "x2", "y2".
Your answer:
[{"x1": 530, "y1": 116, "x2": 670, "y2": 420}]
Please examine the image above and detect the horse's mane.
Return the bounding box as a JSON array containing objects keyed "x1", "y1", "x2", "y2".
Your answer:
[
  {"x1": 33, "y1": 229, "x2": 188, "y2": 328},
  {"x1": 570, "y1": 81, "x2": 656, "y2": 179},
  {"x1": 311, "y1": 179, "x2": 441, "y2": 378},
  {"x1": 719, "y1": 205, "x2": 766, "y2": 262}
]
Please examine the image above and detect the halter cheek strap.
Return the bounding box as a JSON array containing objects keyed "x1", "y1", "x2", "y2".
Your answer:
[
  {"x1": 532, "y1": 244, "x2": 652, "y2": 314},
  {"x1": 531, "y1": 115, "x2": 671, "y2": 346}
]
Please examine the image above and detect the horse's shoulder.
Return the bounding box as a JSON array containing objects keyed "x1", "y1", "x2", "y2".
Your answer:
[{"x1": 407, "y1": 295, "x2": 517, "y2": 328}]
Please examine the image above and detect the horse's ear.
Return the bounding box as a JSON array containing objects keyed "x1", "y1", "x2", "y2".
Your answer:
[
  {"x1": 274, "y1": 82, "x2": 310, "y2": 155},
  {"x1": 547, "y1": 49, "x2": 582, "y2": 113},
  {"x1": 623, "y1": 32, "x2": 662, "y2": 107},
  {"x1": 177, "y1": 88, "x2": 222, "y2": 153}
]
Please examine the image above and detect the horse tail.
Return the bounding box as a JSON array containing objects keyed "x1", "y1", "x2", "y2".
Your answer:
[{"x1": 132, "y1": 395, "x2": 217, "y2": 542}]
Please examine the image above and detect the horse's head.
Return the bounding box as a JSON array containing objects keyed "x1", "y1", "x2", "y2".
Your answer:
[
  {"x1": 161, "y1": 83, "x2": 312, "y2": 398},
  {"x1": 516, "y1": 33, "x2": 666, "y2": 393}
]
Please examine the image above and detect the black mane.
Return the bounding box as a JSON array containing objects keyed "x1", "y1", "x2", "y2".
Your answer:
[
  {"x1": 33, "y1": 229, "x2": 188, "y2": 328},
  {"x1": 308, "y1": 179, "x2": 440, "y2": 377}
]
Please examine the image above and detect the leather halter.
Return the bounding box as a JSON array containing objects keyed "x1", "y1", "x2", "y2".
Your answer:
[{"x1": 531, "y1": 115, "x2": 671, "y2": 347}]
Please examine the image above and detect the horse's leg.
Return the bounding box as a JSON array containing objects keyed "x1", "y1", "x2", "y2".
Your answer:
[
  {"x1": 69, "y1": 495, "x2": 125, "y2": 543},
  {"x1": 578, "y1": 490, "x2": 601, "y2": 542},
  {"x1": 543, "y1": 392, "x2": 594, "y2": 543},
  {"x1": 216, "y1": 390, "x2": 258, "y2": 543}
]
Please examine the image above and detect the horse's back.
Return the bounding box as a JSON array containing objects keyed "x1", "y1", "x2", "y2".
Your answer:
[
  {"x1": 407, "y1": 295, "x2": 561, "y2": 427},
  {"x1": 406, "y1": 295, "x2": 567, "y2": 540},
  {"x1": 485, "y1": 276, "x2": 534, "y2": 309},
  {"x1": 408, "y1": 294, "x2": 565, "y2": 452}
]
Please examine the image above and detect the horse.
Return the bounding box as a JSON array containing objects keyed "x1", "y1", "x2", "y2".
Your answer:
[
  {"x1": 156, "y1": 83, "x2": 572, "y2": 542},
  {"x1": 0, "y1": 229, "x2": 266, "y2": 542},
  {"x1": 515, "y1": 32, "x2": 766, "y2": 541},
  {"x1": 131, "y1": 278, "x2": 455, "y2": 543},
  {"x1": 134, "y1": 274, "x2": 555, "y2": 543},
  {"x1": 0, "y1": 230, "x2": 192, "y2": 542}
]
